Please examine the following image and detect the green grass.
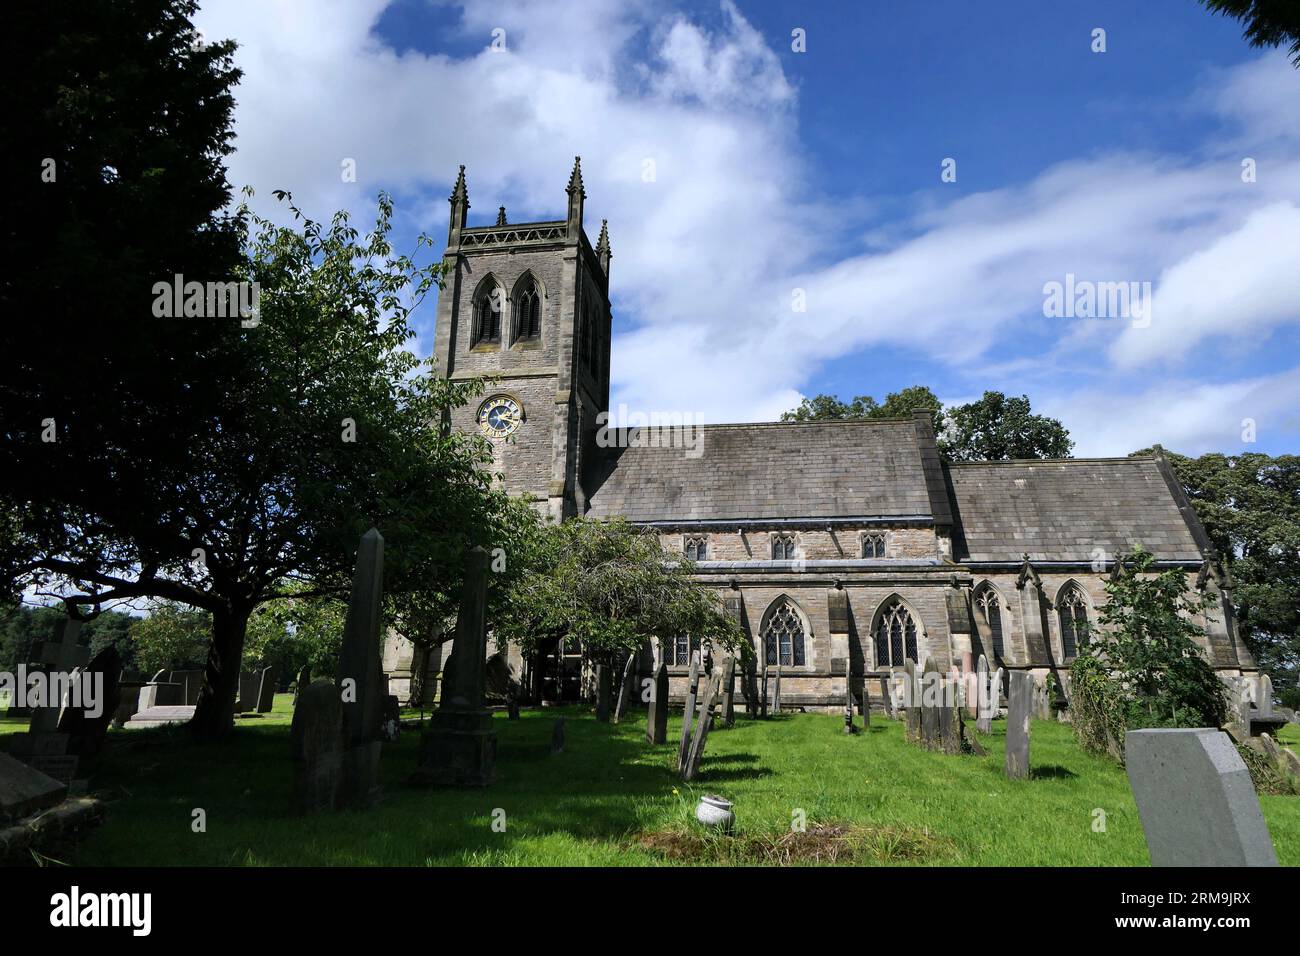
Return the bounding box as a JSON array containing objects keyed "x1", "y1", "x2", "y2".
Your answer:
[
  {"x1": 27, "y1": 695, "x2": 1295, "y2": 866},
  {"x1": 1279, "y1": 722, "x2": 1299, "y2": 747}
]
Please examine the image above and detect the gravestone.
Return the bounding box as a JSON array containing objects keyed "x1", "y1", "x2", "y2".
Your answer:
[
  {"x1": 29, "y1": 618, "x2": 89, "y2": 735},
  {"x1": 337, "y1": 528, "x2": 386, "y2": 806},
  {"x1": 843, "y1": 687, "x2": 856, "y2": 735},
  {"x1": 742, "y1": 658, "x2": 759, "y2": 719},
  {"x1": 506, "y1": 696, "x2": 520, "y2": 720},
  {"x1": 1126, "y1": 728, "x2": 1277, "y2": 866},
  {"x1": 880, "y1": 675, "x2": 895, "y2": 720},
  {"x1": 237, "y1": 671, "x2": 260, "y2": 714},
  {"x1": 720, "y1": 655, "x2": 736, "y2": 728},
  {"x1": 978, "y1": 666, "x2": 1002, "y2": 735},
  {"x1": 381, "y1": 693, "x2": 400, "y2": 742},
  {"x1": 294, "y1": 665, "x2": 311, "y2": 705},
  {"x1": 413, "y1": 546, "x2": 497, "y2": 787},
  {"x1": 613, "y1": 653, "x2": 637, "y2": 723},
  {"x1": 682, "y1": 674, "x2": 721, "y2": 782},
  {"x1": 56, "y1": 646, "x2": 122, "y2": 766},
  {"x1": 1004, "y1": 671, "x2": 1032, "y2": 779},
  {"x1": 594, "y1": 664, "x2": 611, "y2": 722},
  {"x1": 939, "y1": 684, "x2": 963, "y2": 755},
  {"x1": 677, "y1": 651, "x2": 701, "y2": 771},
  {"x1": 255, "y1": 666, "x2": 276, "y2": 713},
  {"x1": 646, "y1": 661, "x2": 669, "y2": 745},
  {"x1": 771, "y1": 667, "x2": 782, "y2": 714},
  {"x1": 904, "y1": 661, "x2": 921, "y2": 744},
  {"x1": 0, "y1": 752, "x2": 67, "y2": 821},
  {"x1": 551, "y1": 716, "x2": 565, "y2": 755},
  {"x1": 919, "y1": 659, "x2": 941, "y2": 750},
  {"x1": 290, "y1": 679, "x2": 345, "y2": 813},
  {"x1": 860, "y1": 679, "x2": 871, "y2": 729},
  {"x1": 1248, "y1": 674, "x2": 1288, "y2": 737},
  {"x1": 1031, "y1": 676, "x2": 1051, "y2": 720}
]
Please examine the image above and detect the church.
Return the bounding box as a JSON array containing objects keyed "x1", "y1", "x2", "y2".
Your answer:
[{"x1": 386, "y1": 159, "x2": 1258, "y2": 713}]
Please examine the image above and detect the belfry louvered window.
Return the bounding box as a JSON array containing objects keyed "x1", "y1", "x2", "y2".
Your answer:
[
  {"x1": 975, "y1": 586, "x2": 1005, "y2": 659},
  {"x1": 1058, "y1": 586, "x2": 1089, "y2": 659},
  {"x1": 874, "y1": 599, "x2": 918, "y2": 668},
  {"x1": 473, "y1": 284, "x2": 503, "y2": 344},
  {"x1": 516, "y1": 279, "x2": 541, "y2": 340},
  {"x1": 762, "y1": 599, "x2": 806, "y2": 667}
]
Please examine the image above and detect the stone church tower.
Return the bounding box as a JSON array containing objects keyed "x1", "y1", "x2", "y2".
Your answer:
[{"x1": 431, "y1": 158, "x2": 612, "y2": 520}]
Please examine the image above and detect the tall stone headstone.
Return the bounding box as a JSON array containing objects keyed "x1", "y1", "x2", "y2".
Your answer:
[
  {"x1": 860, "y1": 679, "x2": 871, "y2": 729},
  {"x1": 550, "y1": 716, "x2": 565, "y2": 755},
  {"x1": 290, "y1": 679, "x2": 345, "y2": 814},
  {"x1": 594, "y1": 664, "x2": 612, "y2": 722},
  {"x1": 1004, "y1": 671, "x2": 1032, "y2": 779},
  {"x1": 879, "y1": 675, "x2": 895, "y2": 720},
  {"x1": 904, "y1": 660, "x2": 920, "y2": 743},
  {"x1": 237, "y1": 671, "x2": 259, "y2": 714},
  {"x1": 56, "y1": 646, "x2": 122, "y2": 765},
  {"x1": 646, "y1": 660, "x2": 669, "y2": 745},
  {"x1": 1126, "y1": 728, "x2": 1278, "y2": 867},
  {"x1": 294, "y1": 665, "x2": 311, "y2": 705},
  {"x1": 30, "y1": 618, "x2": 88, "y2": 735},
  {"x1": 771, "y1": 666, "x2": 782, "y2": 715},
  {"x1": 919, "y1": 658, "x2": 941, "y2": 750},
  {"x1": 413, "y1": 547, "x2": 497, "y2": 787},
  {"x1": 337, "y1": 528, "x2": 386, "y2": 807},
  {"x1": 1257, "y1": 674, "x2": 1274, "y2": 717},
  {"x1": 255, "y1": 666, "x2": 276, "y2": 713},
  {"x1": 720, "y1": 655, "x2": 736, "y2": 728},
  {"x1": 613, "y1": 652, "x2": 637, "y2": 723},
  {"x1": 682, "y1": 673, "x2": 720, "y2": 782},
  {"x1": 677, "y1": 650, "x2": 701, "y2": 771}
]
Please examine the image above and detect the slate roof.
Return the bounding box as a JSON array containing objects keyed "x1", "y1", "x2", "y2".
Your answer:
[
  {"x1": 585, "y1": 419, "x2": 934, "y2": 522},
  {"x1": 946, "y1": 457, "x2": 1204, "y2": 563}
]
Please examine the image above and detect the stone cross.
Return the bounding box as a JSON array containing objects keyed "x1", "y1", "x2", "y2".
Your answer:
[
  {"x1": 677, "y1": 650, "x2": 701, "y2": 771},
  {"x1": 1004, "y1": 670, "x2": 1032, "y2": 779},
  {"x1": 646, "y1": 657, "x2": 669, "y2": 745},
  {"x1": 1126, "y1": 728, "x2": 1278, "y2": 866}
]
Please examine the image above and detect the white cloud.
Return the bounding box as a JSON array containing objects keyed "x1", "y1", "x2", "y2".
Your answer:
[{"x1": 196, "y1": 2, "x2": 1300, "y2": 450}]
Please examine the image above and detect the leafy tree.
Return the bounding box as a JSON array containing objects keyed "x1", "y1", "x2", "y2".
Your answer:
[
  {"x1": 780, "y1": 386, "x2": 944, "y2": 435},
  {"x1": 1070, "y1": 545, "x2": 1227, "y2": 760},
  {"x1": 1, "y1": 0, "x2": 247, "y2": 595},
  {"x1": 1146, "y1": 450, "x2": 1300, "y2": 686},
  {"x1": 1196, "y1": 0, "x2": 1300, "y2": 66},
  {"x1": 13, "y1": 194, "x2": 503, "y2": 740},
  {"x1": 780, "y1": 387, "x2": 1071, "y2": 461},
  {"x1": 942, "y1": 391, "x2": 1073, "y2": 461},
  {"x1": 497, "y1": 516, "x2": 747, "y2": 701},
  {"x1": 242, "y1": 586, "x2": 347, "y2": 683},
  {"x1": 129, "y1": 602, "x2": 212, "y2": 675}
]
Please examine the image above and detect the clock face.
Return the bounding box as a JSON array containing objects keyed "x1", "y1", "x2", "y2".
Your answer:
[{"x1": 477, "y1": 395, "x2": 523, "y2": 439}]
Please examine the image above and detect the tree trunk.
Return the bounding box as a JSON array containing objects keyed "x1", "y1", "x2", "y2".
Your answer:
[{"x1": 188, "y1": 601, "x2": 251, "y2": 742}]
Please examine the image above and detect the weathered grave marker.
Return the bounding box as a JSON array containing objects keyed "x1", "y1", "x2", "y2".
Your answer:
[
  {"x1": 1004, "y1": 671, "x2": 1032, "y2": 779},
  {"x1": 1126, "y1": 728, "x2": 1277, "y2": 866},
  {"x1": 646, "y1": 658, "x2": 669, "y2": 745},
  {"x1": 594, "y1": 664, "x2": 611, "y2": 722},
  {"x1": 551, "y1": 716, "x2": 565, "y2": 755},
  {"x1": 682, "y1": 674, "x2": 721, "y2": 782},
  {"x1": 414, "y1": 546, "x2": 496, "y2": 787},
  {"x1": 613, "y1": 652, "x2": 637, "y2": 723},
  {"x1": 677, "y1": 650, "x2": 701, "y2": 771},
  {"x1": 290, "y1": 679, "x2": 345, "y2": 813},
  {"x1": 336, "y1": 528, "x2": 386, "y2": 806}
]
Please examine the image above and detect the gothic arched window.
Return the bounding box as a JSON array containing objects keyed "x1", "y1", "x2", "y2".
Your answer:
[
  {"x1": 874, "y1": 598, "x2": 919, "y2": 668},
  {"x1": 974, "y1": 584, "x2": 1005, "y2": 659},
  {"x1": 1058, "y1": 585, "x2": 1089, "y2": 659},
  {"x1": 515, "y1": 277, "x2": 541, "y2": 341},
  {"x1": 684, "y1": 535, "x2": 708, "y2": 561},
  {"x1": 771, "y1": 534, "x2": 796, "y2": 560},
  {"x1": 762, "y1": 598, "x2": 806, "y2": 667},
  {"x1": 473, "y1": 281, "x2": 503, "y2": 345},
  {"x1": 862, "y1": 532, "x2": 886, "y2": 558}
]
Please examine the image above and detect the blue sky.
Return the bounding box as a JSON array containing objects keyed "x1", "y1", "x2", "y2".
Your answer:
[{"x1": 197, "y1": 0, "x2": 1300, "y2": 456}]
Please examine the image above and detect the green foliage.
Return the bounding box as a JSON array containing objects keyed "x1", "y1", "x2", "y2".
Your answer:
[
  {"x1": 242, "y1": 586, "x2": 347, "y2": 680},
  {"x1": 129, "y1": 601, "x2": 212, "y2": 674},
  {"x1": 497, "y1": 516, "x2": 747, "y2": 664},
  {"x1": 1197, "y1": 1, "x2": 1300, "y2": 66},
  {"x1": 942, "y1": 391, "x2": 1073, "y2": 462},
  {"x1": 1235, "y1": 743, "x2": 1299, "y2": 796},
  {"x1": 779, "y1": 388, "x2": 1071, "y2": 462},
  {"x1": 780, "y1": 386, "x2": 945, "y2": 436},
  {"x1": 1151, "y1": 450, "x2": 1300, "y2": 688},
  {"x1": 1070, "y1": 545, "x2": 1227, "y2": 762}
]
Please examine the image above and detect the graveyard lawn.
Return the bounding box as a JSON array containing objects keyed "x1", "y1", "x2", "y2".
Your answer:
[{"x1": 48, "y1": 699, "x2": 1300, "y2": 867}]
